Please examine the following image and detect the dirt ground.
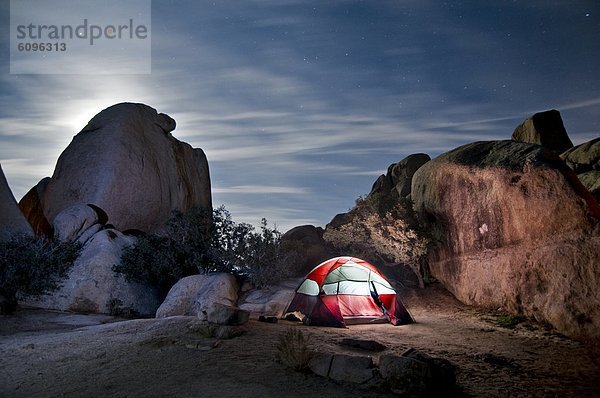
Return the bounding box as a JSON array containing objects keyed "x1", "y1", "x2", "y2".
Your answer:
[{"x1": 0, "y1": 285, "x2": 598, "y2": 398}]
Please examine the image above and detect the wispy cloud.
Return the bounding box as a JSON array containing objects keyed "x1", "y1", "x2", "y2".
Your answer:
[{"x1": 1, "y1": 1, "x2": 598, "y2": 230}]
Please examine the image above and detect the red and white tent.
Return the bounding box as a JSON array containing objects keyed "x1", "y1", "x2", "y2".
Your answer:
[{"x1": 283, "y1": 256, "x2": 414, "y2": 327}]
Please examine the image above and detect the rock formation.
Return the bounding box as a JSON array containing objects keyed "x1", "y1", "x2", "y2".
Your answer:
[
  {"x1": 19, "y1": 178, "x2": 52, "y2": 236},
  {"x1": 561, "y1": 137, "x2": 600, "y2": 201},
  {"x1": 26, "y1": 229, "x2": 161, "y2": 316},
  {"x1": 512, "y1": 109, "x2": 573, "y2": 152},
  {"x1": 20, "y1": 102, "x2": 212, "y2": 234},
  {"x1": 0, "y1": 163, "x2": 33, "y2": 240},
  {"x1": 369, "y1": 153, "x2": 431, "y2": 198},
  {"x1": 155, "y1": 273, "x2": 239, "y2": 320},
  {"x1": 281, "y1": 225, "x2": 330, "y2": 273},
  {"x1": 411, "y1": 140, "x2": 600, "y2": 340}
]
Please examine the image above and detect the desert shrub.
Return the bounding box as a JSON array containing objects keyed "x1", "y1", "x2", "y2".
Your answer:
[
  {"x1": 323, "y1": 194, "x2": 430, "y2": 287},
  {"x1": 483, "y1": 312, "x2": 526, "y2": 329},
  {"x1": 0, "y1": 234, "x2": 81, "y2": 314},
  {"x1": 106, "y1": 298, "x2": 139, "y2": 319},
  {"x1": 114, "y1": 205, "x2": 301, "y2": 297},
  {"x1": 277, "y1": 328, "x2": 314, "y2": 371}
]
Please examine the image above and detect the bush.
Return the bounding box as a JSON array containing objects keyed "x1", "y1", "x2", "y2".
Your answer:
[
  {"x1": 323, "y1": 194, "x2": 430, "y2": 287},
  {"x1": 277, "y1": 328, "x2": 314, "y2": 371},
  {"x1": 114, "y1": 205, "x2": 301, "y2": 298},
  {"x1": 0, "y1": 234, "x2": 81, "y2": 314}
]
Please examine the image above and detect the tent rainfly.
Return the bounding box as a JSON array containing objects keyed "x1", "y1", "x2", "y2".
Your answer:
[{"x1": 283, "y1": 256, "x2": 414, "y2": 327}]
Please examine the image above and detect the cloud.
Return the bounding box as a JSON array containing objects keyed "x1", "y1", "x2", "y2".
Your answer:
[
  {"x1": 1, "y1": 0, "x2": 598, "y2": 229},
  {"x1": 212, "y1": 185, "x2": 309, "y2": 195}
]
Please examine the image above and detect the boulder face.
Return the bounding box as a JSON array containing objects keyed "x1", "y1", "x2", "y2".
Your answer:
[
  {"x1": 155, "y1": 273, "x2": 239, "y2": 319},
  {"x1": 29, "y1": 103, "x2": 211, "y2": 233},
  {"x1": 561, "y1": 137, "x2": 600, "y2": 201},
  {"x1": 0, "y1": 164, "x2": 33, "y2": 240},
  {"x1": 512, "y1": 109, "x2": 573, "y2": 153},
  {"x1": 412, "y1": 140, "x2": 600, "y2": 340},
  {"x1": 19, "y1": 177, "x2": 52, "y2": 236},
  {"x1": 27, "y1": 228, "x2": 161, "y2": 316}
]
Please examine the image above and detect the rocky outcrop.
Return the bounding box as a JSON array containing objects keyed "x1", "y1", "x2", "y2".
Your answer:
[
  {"x1": 27, "y1": 229, "x2": 161, "y2": 316},
  {"x1": 155, "y1": 273, "x2": 239, "y2": 319},
  {"x1": 369, "y1": 153, "x2": 430, "y2": 198},
  {"x1": 21, "y1": 103, "x2": 212, "y2": 234},
  {"x1": 411, "y1": 140, "x2": 600, "y2": 340},
  {"x1": 0, "y1": 164, "x2": 33, "y2": 241},
  {"x1": 561, "y1": 137, "x2": 600, "y2": 201},
  {"x1": 512, "y1": 109, "x2": 573, "y2": 152},
  {"x1": 281, "y1": 225, "x2": 330, "y2": 273}
]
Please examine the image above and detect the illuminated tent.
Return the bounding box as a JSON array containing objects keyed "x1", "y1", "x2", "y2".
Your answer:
[{"x1": 283, "y1": 256, "x2": 414, "y2": 327}]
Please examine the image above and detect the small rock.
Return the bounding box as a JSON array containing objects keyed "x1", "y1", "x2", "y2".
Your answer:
[
  {"x1": 308, "y1": 352, "x2": 334, "y2": 378},
  {"x1": 379, "y1": 354, "x2": 431, "y2": 397},
  {"x1": 328, "y1": 354, "x2": 375, "y2": 384}
]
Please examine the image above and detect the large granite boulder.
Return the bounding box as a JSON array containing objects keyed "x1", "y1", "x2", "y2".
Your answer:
[
  {"x1": 411, "y1": 140, "x2": 600, "y2": 340},
  {"x1": 561, "y1": 137, "x2": 600, "y2": 201},
  {"x1": 512, "y1": 109, "x2": 573, "y2": 152},
  {"x1": 238, "y1": 278, "x2": 300, "y2": 317},
  {"x1": 27, "y1": 229, "x2": 161, "y2": 316},
  {"x1": 52, "y1": 204, "x2": 100, "y2": 242},
  {"x1": 155, "y1": 273, "x2": 239, "y2": 320},
  {"x1": 0, "y1": 164, "x2": 33, "y2": 240},
  {"x1": 369, "y1": 153, "x2": 431, "y2": 198},
  {"x1": 20, "y1": 103, "x2": 211, "y2": 234}
]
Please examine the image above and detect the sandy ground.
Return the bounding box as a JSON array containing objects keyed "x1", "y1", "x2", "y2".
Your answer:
[{"x1": 0, "y1": 285, "x2": 598, "y2": 398}]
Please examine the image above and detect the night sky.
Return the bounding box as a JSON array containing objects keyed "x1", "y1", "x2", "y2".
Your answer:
[{"x1": 1, "y1": 1, "x2": 599, "y2": 232}]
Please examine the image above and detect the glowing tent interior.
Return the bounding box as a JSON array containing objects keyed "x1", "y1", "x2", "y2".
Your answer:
[{"x1": 283, "y1": 256, "x2": 414, "y2": 327}]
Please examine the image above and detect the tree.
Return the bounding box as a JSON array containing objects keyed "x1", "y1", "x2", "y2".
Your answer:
[
  {"x1": 0, "y1": 235, "x2": 80, "y2": 314},
  {"x1": 323, "y1": 194, "x2": 430, "y2": 288},
  {"x1": 114, "y1": 205, "x2": 302, "y2": 299}
]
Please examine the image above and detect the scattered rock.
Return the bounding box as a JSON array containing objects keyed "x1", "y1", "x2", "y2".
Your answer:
[
  {"x1": 28, "y1": 103, "x2": 212, "y2": 234},
  {"x1": 206, "y1": 303, "x2": 249, "y2": 326},
  {"x1": 402, "y1": 348, "x2": 456, "y2": 393},
  {"x1": 379, "y1": 354, "x2": 432, "y2": 397},
  {"x1": 328, "y1": 354, "x2": 375, "y2": 384},
  {"x1": 156, "y1": 273, "x2": 239, "y2": 319},
  {"x1": 411, "y1": 140, "x2": 600, "y2": 340},
  {"x1": 379, "y1": 349, "x2": 455, "y2": 397},
  {"x1": 308, "y1": 352, "x2": 334, "y2": 378},
  {"x1": 0, "y1": 163, "x2": 33, "y2": 241},
  {"x1": 512, "y1": 109, "x2": 574, "y2": 152},
  {"x1": 339, "y1": 338, "x2": 386, "y2": 352}
]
